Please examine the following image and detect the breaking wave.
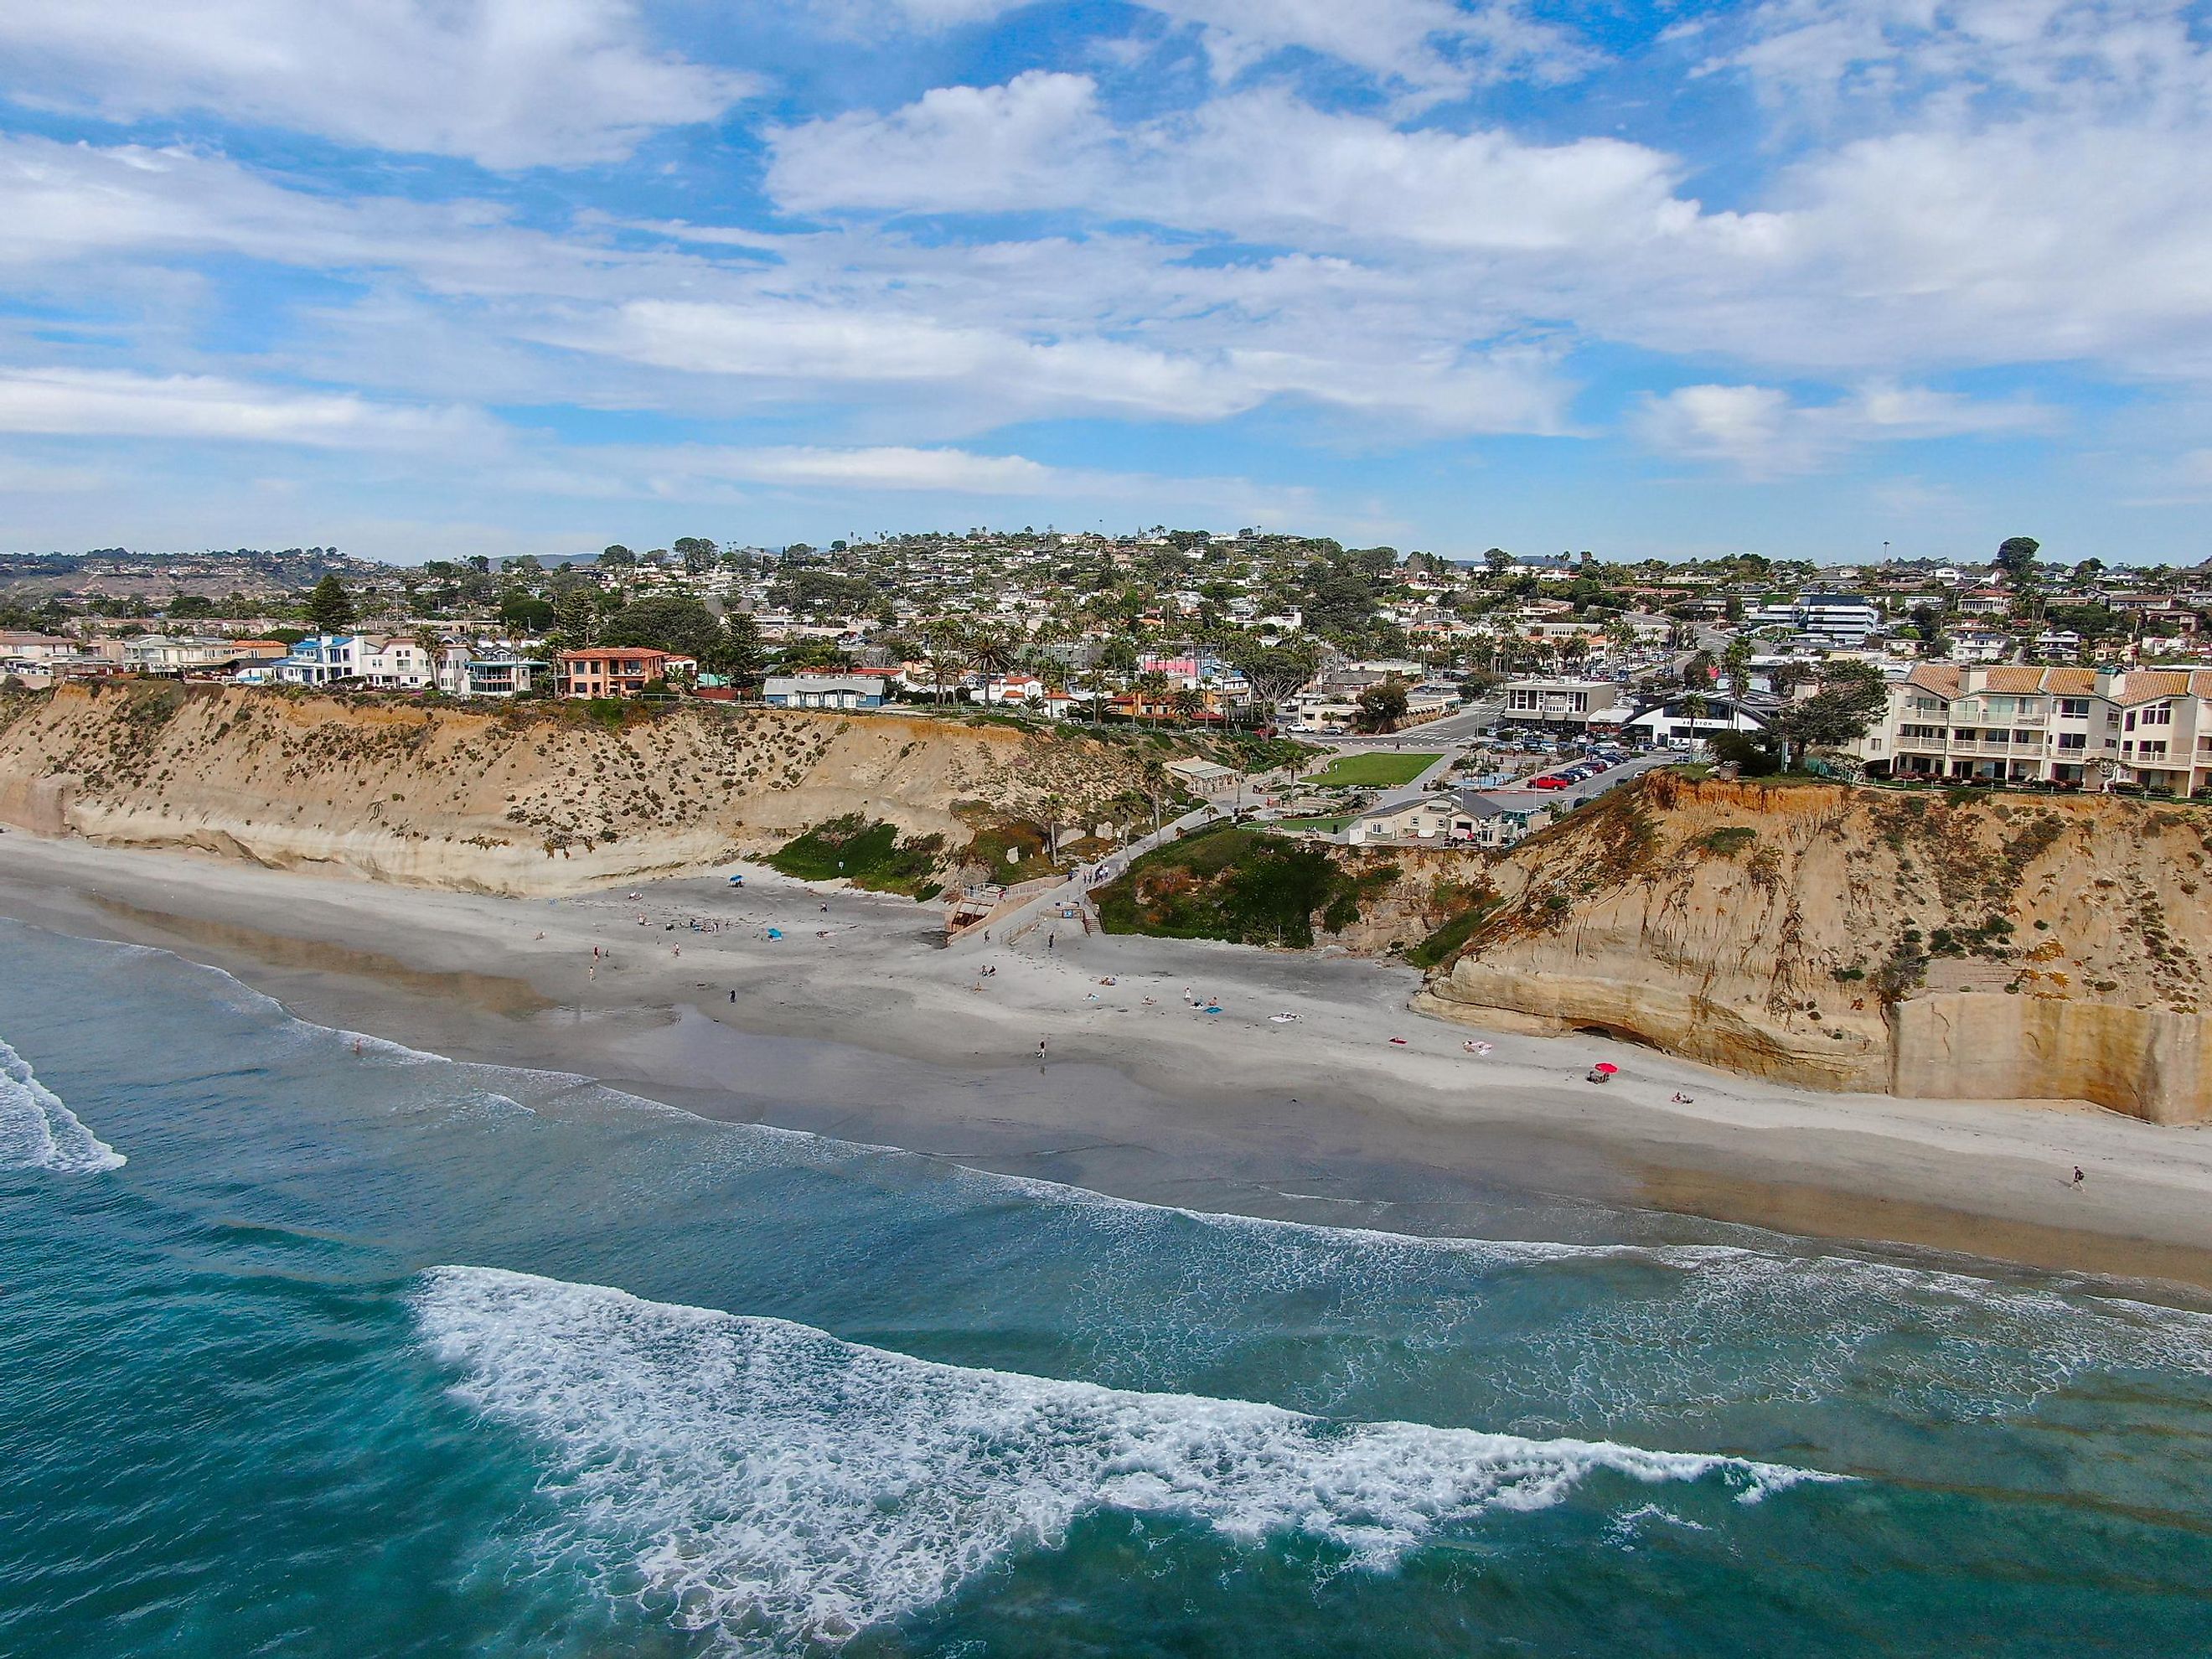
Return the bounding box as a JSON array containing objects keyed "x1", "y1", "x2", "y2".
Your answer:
[
  {"x1": 0, "y1": 1035, "x2": 123, "y2": 1172},
  {"x1": 417, "y1": 1265, "x2": 1832, "y2": 1651}
]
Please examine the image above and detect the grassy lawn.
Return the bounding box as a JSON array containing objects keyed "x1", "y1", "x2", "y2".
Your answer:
[
  {"x1": 1278, "y1": 814, "x2": 1357, "y2": 833},
  {"x1": 1302, "y1": 752, "x2": 1442, "y2": 788}
]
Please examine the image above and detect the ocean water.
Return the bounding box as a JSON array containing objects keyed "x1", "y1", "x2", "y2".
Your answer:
[{"x1": 3, "y1": 920, "x2": 2210, "y2": 1657}]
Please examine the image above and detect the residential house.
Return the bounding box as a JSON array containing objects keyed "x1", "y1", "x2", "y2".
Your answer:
[
  {"x1": 1950, "y1": 629, "x2": 2014, "y2": 664},
  {"x1": 1347, "y1": 791, "x2": 1486, "y2": 845},
  {"x1": 558, "y1": 648, "x2": 698, "y2": 698},
  {"x1": 273, "y1": 633, "x2": 364, "y2": 686},
  {"x1": 437, "y1": 646, "x2": 548, "y2": 697},
  {"x1": 760, "y1": 672, "x2": 888, "y2": 711}
]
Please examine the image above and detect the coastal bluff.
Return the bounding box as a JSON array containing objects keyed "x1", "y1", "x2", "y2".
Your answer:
[
  {"x1": 0, "y1": 682, "x2": 1160, "y2": 897},
  {"x1": 1416, "y1": 772, "x2": 2212, "y2": 1124}
]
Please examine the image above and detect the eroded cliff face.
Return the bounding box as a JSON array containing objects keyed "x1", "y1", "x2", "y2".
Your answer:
[
  {"x1": 1416, "y1": 773, "x2": 2212, "y2": 1123},
  {"x1": 0, "y1": 684, "x2": 1160, "y2": 897}
]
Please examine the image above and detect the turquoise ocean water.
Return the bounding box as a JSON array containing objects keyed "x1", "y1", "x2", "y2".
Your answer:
[{"x1": 3, "y1": 917, "x2": 2210, "y2": 1656}]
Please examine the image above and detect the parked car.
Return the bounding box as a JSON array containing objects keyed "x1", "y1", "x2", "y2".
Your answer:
[{"x1": 1529, "y1": 774, "x2": 1571, "y2": 789}]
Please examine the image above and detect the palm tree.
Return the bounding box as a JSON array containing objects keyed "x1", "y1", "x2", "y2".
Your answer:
[
  {"x1": 1170, "y1": 685, "x2": 1205, "y2": 725},
  {"x1": 967, "y1": 628, "x2": 1016, "y2": 710},
  {"x1": 1722, "y1": 636, "x2": 1755, "y2": 701},
  {"x1": 928, "y1": 648, "x2": 964, "y2": 706},
  {"x1": 1134, "y1": 669, "x2": 1172, "y2": 723},
  {"x1": 1680, "y1": 690, "x2": 1709, "y2": 750},
  {"x1": 413, "y1": 625, "x2": 445, "y2": 691}
]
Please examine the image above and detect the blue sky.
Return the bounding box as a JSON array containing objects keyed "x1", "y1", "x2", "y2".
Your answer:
[{"x1": 2, "y1": 0, "x2": 2210, "y2": 565}]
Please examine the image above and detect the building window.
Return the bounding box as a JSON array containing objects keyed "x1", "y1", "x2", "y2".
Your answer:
[
  {"x1": 2059, "y1": 732, "x2": 2086, "y2": 750},
  {"x1": 2012, "y1": 731, "x2": 2040, "y2": 746},
  {"x1": 1952, "y1": 728, "x2": 1977, "y2": 742},
  {"x1": 2142, "y1": 703, "x2": 2173, "y2": 726},
  {"x1": 2060, "y1": 698, "x2": 2090, "y2": 716},
  {"x1": 2142, "y1": 740, "x2": 2168, "y2": 757}
]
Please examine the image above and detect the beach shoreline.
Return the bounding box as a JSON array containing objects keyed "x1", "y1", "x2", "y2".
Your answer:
[{"x1": 6, "y1": 830, "x2": 2212, "y2": 1292}]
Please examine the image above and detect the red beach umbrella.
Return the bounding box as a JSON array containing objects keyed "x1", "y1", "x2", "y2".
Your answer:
[{"x1": 1592, "y1": 1062, "x2": 1620, "y2": 1076}]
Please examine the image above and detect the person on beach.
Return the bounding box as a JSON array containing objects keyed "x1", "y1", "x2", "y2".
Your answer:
[
  {"x1": 1037, "y1": 1037, "x2": 1048, "y2": 1062},
  {"x1": 2074, "y1": 1165, "x2": 2085, "y2": 1186}
]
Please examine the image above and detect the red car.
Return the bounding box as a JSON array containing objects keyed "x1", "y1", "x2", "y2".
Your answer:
[{"x1": 1529, "y1": 773, "x2": 1571, "y2": 789}]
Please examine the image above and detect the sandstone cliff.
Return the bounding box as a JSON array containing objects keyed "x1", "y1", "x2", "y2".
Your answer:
[
  {"x1": 1417, "y1": 772, "x2": 2212, "y2": 1124},
  {"x1": 0, "y1": 684, "x2": 1165, "y2": 897}
]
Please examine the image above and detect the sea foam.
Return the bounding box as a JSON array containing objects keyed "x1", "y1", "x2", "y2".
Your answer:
[
  {"x1": 0, "y1": 1036, "x2": 123, "y2": 1172},
  {"x1": 417, "y1": 1264, "x2": 1831, "y2": 1651}
]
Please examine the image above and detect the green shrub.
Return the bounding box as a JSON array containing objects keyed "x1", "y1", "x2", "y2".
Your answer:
[
  {"x1": 1693, "y1": 825, "x2": 1757, "y2": 858},
  {"x1": 1095, "y1": 824, "x2": 1381, "y2": 948},
  {"x1": 767, "y1": 814, "x2": 945, "y2": 897}
]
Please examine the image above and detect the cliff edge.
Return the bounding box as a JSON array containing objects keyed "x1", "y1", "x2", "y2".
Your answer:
[
  {"x1": 0, "y1": 683, "x2": 1164, "y2": 897},
  {"x1": 1417, "y1": 771, "x2": 2212, "y2": 1124}
]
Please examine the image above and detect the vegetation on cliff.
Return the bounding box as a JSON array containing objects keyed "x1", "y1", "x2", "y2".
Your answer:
[
  {"x1": 766, "y1": 814, "x2": 945, "y2": 899},
  {"x1": 1096, "y1": 824, "x2": 1401, "y2": 948}
]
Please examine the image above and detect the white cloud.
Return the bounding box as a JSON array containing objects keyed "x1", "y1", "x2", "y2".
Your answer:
[
  {"x1": 767, "y1": 71, "x2": 1113, "y2": 214},
  {"x1": 1632, "y1": 380, "x2": 2051, "y2": 473},
  {"x1": 0, "y1": 0, "x2": 753, "y2": 168},
  {"x1": 864, "y1": 0, "x2": 1594, "y2": 96},
  {"x1": 770, "y1": 81, "x2": 1698, "y2": 255},
  {"x1": 561, "y1": 295, "x2": 1574, "y2": 432},
  {"x1": 0, "y1": 365, "x2": 498, "y2": 449},
  {"x1": 675, "y1": 444, "x2": 1062, "y2": 493},
  {"x1": 1140, "y1": 0, "x2": 1598, "y2": 96}
]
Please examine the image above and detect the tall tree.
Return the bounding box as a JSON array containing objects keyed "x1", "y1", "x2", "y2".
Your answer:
[
  {"x1": 1722, "y1": 636, "x2": 1755, "y2": 699},
  {"x1": 598, "y1": 596, "x2": 724, "y2": 663},
  {"x1": 1994, "y1": 536, "x2": 2041, "y2": 587},
  {"x1": 719, "y1": 610, "x2": 766, "y2": 690},
  {"x1": 1772, "y1": 659, "x2": 1889, "y2": 769},
  {"x1": 304, "y1": 576, "x2": 357, "y2": 634},
  {"x1": 1354, "y1": 678, "x2": 1410, "y2": 734},
  {"x1": 1227, "y1": 639, "x2": 1319, "y2": 732}
]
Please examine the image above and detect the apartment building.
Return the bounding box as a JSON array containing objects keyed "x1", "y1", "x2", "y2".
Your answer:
[{"x1": 1855, "y1": 664, "x2": 2212, "y2": 795}]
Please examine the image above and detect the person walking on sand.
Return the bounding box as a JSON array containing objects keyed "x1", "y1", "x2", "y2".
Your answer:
[
  {"x1": 1036, "y1": 1036, "x2": 1048, "y2": 1063},
  {"x1": 2073, "y1": 1165, "x2": 2085, "y2": 1187}
]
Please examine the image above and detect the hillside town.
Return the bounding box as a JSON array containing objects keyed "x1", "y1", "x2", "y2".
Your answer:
[{"x1": 8, "y1": 530, "x2": 2212, "y2": 839}]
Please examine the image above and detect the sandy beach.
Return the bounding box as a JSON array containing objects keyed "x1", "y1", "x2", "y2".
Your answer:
[{"x1": 5, "y1": 829, "x2": 2212, "y2": 1290}]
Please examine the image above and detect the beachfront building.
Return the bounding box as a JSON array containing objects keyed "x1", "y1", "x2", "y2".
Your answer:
[
  {"x1": 273, "y1": 633, "x2": 364, "y2": 686},
  {"x1": 1347, "y1": 791, "x2": 1486, "y2": 845},
  {"x1": 0, "y1": 630, "x2": 79, "y2": 664},
  {"x1": 1497, "y1": 677, "x2": 1625, "y2": 733},
  {"x1": 357, "y1": 638, "x2": 438, "y2": 690},
  {"x1": 436, "y1": 647, "x2": 548, "y2": 698},
  {"x1": 1853, "y1": 664, "x2": 2212, "y2": 794},
  {"x1": 760, "y1": 672, "x2": 888, "y2": 711},
  {"x1": 557, "y1": 648, "x2": 698, "y2": 698},
  {"x1": 1620, "y1": 691, "x2": 1779, "y2": 748}
]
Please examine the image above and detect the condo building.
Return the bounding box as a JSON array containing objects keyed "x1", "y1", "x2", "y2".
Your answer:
[{"x1": 1854, "y1": 664, "x2": 2212, "y2": 795}]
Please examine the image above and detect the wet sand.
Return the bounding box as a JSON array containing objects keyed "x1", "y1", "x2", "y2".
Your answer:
[{"x1": 5, "y1": 830, "x2": 2212, "y2": 1292}]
